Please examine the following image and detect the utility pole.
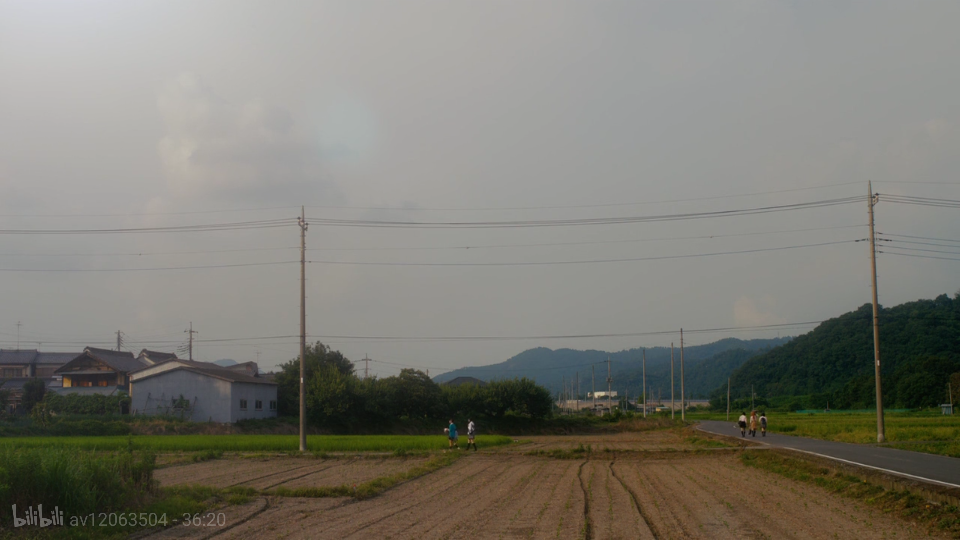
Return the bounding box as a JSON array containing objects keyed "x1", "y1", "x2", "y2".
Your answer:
[
  {"x1": 363, "y1": 355, "x2": 370, "y2": 379},
  {"x1": 867, "y1": 181, "x2": 885, "y2": 443},
  {"x1": 727, "y1": 377, "x2": 731, "y2": 421},
  {"x1": 576, "y1": 372, "x2": 580, "y2": 413},
  {"x1": 116, "y1": 330, "x2": 123, "y2": 352},
  {"x1": 680, "y1": 328, "x2": 686, "y2": 421},
  {"x1": 670, "y1": 343, "x2": 675, "y2": 419},
  {"x1": 592, "y1": 365, "x2": 596, "y2": 410},
  {"x1": 298, "y1": 206, "x2": 308, "y2": 453},
  {"x1": 16, "y1": 321, "x2": 21, "y2": 349},
  {"x1": 607, "y1": 357, "x2": 612, "y2": 414},
  {"x1": 184, "y1": 323, "x2": 197, "y2": 361},
  {"x1": 642, "y1": 349, "x2": 647, "y2": 418}
]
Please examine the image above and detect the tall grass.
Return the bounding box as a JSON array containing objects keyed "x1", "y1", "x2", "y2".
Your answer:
[
  {"x1": 0, "y1": 447, "x2": 155, "y2": 517},
  {"x1": 0, "y1": 434, "x2": 512, "y2": 453}
]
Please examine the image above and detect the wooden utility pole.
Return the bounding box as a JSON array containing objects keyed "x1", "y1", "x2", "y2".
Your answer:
[
  {"x1": 607, "y1": 358, "x2": 612, "y2": 414},
  {"x1": 184, "y1": 323, "x2": 197, "y2": 361},
  {"x1": 642, "y1": 349, "x2": 647, "y2": 418},
  {"x1": 298, "y1": 207, "x2": 308, "y2": 452},
  {"x1": 576, "y1": 372, "x2": 580, "y2": 413},
  {"x1": 670, "y1": 343, "x2": 675, "y2": 419},
  {"x1": 867, "y1": 181, "x2": 885, "y2": 443},
  {"x1": 680, "y1": 329, "x2": 686, "y2": 421},
  {"x1": 727, "y1": 377, "x2": 731, "y2": 421},
  {"x1": 592, "y1": 365, "x2": 596, "y2": 410}
]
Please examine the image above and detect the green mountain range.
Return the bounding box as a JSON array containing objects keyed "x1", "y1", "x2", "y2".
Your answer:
[
  {"x1": 717, "y1": 293, "x2": 960, "y2": 409},
  {"x1": 433, "y1": 337, "x2": 790, "y2": 400}
]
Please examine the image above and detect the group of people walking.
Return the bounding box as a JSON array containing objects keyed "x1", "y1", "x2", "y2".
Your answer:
[
  {"x1": 445, "y1": 419, "x2": 478, "y2": 451},
  {"x1": 737, "y1": 410, "x2": 767, "y2": 437}
]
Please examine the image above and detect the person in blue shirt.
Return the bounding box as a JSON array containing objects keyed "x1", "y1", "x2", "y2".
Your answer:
[{"x1": 447, "y1": 419, "x2": 459, "y2": 449}]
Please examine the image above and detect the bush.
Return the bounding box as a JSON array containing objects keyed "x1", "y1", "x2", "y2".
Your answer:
[{"x1": 0, "y1": 447, "x2": 156, "y2": 517}]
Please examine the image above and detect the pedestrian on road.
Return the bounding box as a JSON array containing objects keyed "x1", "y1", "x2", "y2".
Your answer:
[
  {"x1": 447, "y1": 419, "x2": 459, "y2": 449},
  {"x1": 759, "y1": 412, "x2": 768, "y2": 437},
  {"x1": 749, "y1": 411, "x2": 758, "y2": 437},
  {"x1": 466, "y1": 419, "x2": 477, "y2": 451},
  {"x1": 738, "y1": 412, "x2": 747, "y2": 437}
]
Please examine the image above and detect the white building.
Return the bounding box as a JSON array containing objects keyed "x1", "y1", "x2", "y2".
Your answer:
[{"x1": 129, "y1": 359, "x2": 277, "y2": 423}]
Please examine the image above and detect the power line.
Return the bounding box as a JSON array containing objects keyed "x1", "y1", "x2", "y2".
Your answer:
[
  {"x1": 0, "y1": 261, "x2": 297, "y2": 272},
  {"x1": 306, "y1": 197, "x2": 863, "y2": 229},
  {"x1": 0, "y1": 218, "x2": 295, "y2": 235},
  {"x1": 304, "y1": 181, "x2": 863, "y2": 212},
  {"x1": 305, "y1": 239, "x2": 859, "y2": 267},
  {"x1": 879, "y1": 250, "x2": 960, "y2": 262},
  {"x1": 877, "y1": 232, "x2": 960, "y2": 244},
  {"x1": 0, "y1": 247, "x2": 299, "y2": 258}
]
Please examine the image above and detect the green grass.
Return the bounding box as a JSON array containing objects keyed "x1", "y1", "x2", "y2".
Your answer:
[
  {"x1": 0, "y1": 434, "x2": 512, "y2": 453},
  {"x1": 750, "y1": 411, "x2": 960, "y2": 444}
]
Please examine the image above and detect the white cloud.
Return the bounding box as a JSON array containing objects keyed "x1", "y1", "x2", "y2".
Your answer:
[
  {"x1": 156, "y1": 73, "x2": 323, "y2": 201},
  {"x1": 733, "y1": 295, "x2": 785, "y2": 327}
]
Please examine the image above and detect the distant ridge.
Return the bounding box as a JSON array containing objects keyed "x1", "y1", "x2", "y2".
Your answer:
[
  {"x1": 434, "y1": 337, "x2": 791, "y2": 399},
  {"x1": 213, "y1": 359, "x2": 238, "y2": 367}
]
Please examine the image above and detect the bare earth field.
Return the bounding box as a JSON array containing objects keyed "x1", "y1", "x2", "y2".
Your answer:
[{"x1": 145, "y1": 432, "x2": 934, "y2": 540}]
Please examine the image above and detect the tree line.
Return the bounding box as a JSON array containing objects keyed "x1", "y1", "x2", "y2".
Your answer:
[{"x1": 273, "y1": 343, "x2": 554, "y2": 431}]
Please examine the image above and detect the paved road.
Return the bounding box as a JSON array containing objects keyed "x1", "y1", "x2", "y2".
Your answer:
[{"x1": 698, "y1": 420, "x2": 960, "y2": 488}]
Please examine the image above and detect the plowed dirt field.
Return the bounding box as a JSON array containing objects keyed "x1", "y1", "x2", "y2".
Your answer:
[{"x1": 145, "y1": 433, "x2": 934, "y2": 539}]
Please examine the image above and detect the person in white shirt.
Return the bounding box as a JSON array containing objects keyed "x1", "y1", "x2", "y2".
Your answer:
[
  {"x1": 466, "y1": 419, "x2": 477, "y2": 451},
  {"x1": 737, "y1": 412, "x2": 747, "y2": 437}
]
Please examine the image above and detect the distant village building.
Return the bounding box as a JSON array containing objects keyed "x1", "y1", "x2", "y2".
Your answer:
[
  {"x1": 129, "y1": 359, "x2": 277, "y2": 423},
  {"x1": 55, "y1": 347, "x2": 151, "y2": 394},
  {"x1": 0, "y1": 349, "x2": 78, "y2": 412}
]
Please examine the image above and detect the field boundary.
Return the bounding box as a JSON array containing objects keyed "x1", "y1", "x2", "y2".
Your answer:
[{"x1": 695, "y1": 423, "x2": 960, "y2": 507}]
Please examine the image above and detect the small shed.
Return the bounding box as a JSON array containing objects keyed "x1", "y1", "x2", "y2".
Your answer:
[{"x1": 942, "y1": 403, "x2": 953, "y2": 415}]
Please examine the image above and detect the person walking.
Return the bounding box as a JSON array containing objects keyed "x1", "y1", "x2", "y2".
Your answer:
[
  {"x1": 737, "y1": 411, "x2": 747, "y2": 437},
  {"x1": 466, "y1": 419, "x2": 477, "y2": 451},
  {"x1": 759, "y1": 412, "x2": 768, "y2": 437},
  {"x1": 749, "y1": 410, "x2": 758, "y2": 437},
  {"x1": 447, "y1": 419, "x2": 459, "y2": 449}
]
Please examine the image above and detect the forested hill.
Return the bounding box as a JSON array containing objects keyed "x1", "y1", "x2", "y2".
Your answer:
[
  {"x1": 720, "y1": 293, "x2": 960, "y2": 409},
  {"x1": 434, "y1": 337, "x2": 790, "y2": 399}
]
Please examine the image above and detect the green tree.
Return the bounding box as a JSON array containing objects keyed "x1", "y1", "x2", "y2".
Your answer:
[
  {"x1": 21, "y1": 379, "x2": 45, "y2": 413},
  {"x1": 275, "y1": 342, "x2": 355, "y2": 416},
  {"x1": 386, "y1": 369, "x2": 443, "y2": 419}
]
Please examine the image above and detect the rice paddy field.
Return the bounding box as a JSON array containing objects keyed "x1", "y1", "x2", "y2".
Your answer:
[{"x1": 0, "y1": 434, "x2": 513, "y2": 453}]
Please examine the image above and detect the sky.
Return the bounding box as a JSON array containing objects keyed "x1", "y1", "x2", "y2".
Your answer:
[{"x1": 1, "y1": 1, "x2": 959, "y2": 377}]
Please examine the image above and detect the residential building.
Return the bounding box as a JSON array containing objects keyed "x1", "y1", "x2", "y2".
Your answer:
[
  {"x1": 129, "y1": 359, "x2": 277, "y2": 423},
  {"x1": 55, "y1": 347, "x2": 150, "y2": 393}
]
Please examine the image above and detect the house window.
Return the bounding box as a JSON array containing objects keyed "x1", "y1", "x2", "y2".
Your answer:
[
  {"x1": 269, "y1": 400, "x2": 277, "y2": 411},
  {"x1": 240, "y1": 399, "x2": 248, "y2": 411},
  {"x1": 255, "y1": 400, "x2": 263, "y2": 411}
]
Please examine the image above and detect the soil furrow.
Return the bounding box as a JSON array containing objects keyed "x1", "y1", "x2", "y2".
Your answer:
[{"x1": 608, "y1": 460, "x2": 659, "y2": 539}]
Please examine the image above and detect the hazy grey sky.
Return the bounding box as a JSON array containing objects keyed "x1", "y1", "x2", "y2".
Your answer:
[{"x1": 1, "y1": 1, "x2": 959, "y2": 376}]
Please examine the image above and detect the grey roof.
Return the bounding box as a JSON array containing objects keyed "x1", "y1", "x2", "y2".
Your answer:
[
  {"x1": 0, "y1": 349, "x2": 38, "y2": 365},
  {"x1": 133, "y1": 359, "x2": 276, "y2": 386},
  {"x1": 138, "y1": 349, "x2": 178, "y2": 363},
  {"x1": 0, "y1": 350, "x2": 79, "y2": 367},
  {"x1": 83, "y1": 347, "x2": 147, "y2": 373},
  {"x1": 35, "y1": 352, "x2": 78, "y2": 365}
]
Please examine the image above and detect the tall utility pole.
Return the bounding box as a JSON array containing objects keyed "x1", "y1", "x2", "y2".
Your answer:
[
  {"x1": 592, "y1": 365, "x2": 596, "y2": 410},
  {"x1": 363, "y1": 355, "x2": 370, "y2": 379},
  {"x1": 16, "y1": 321, "x2": 22, "y2": 349},
  {"x1": 116, "y1": 330, "x2": 123, "y2": 352},
  {"x1": 680, "y1": 328, "x2": 686, "y2": 421},
  {"x1": 670, "y1": 343, "x2": 675, "y2": 419},
  {"x1": 576, "y1": 372, "x2": 580, "y2": 413},
  {"x1": 184, "y1": 323, "x2": 197, "y2": 361},
  {"x1": 867, "y1": 181, "x2": 885, "y2": 443},
  {"x1": 298, "y1": 207, "x2": 308, "y2": 453},
  {"x1": 607, "y1": 358, "x2": 612, "y2": 413},
  {"x1": 642, "y1": 349, "x2": 647, "y2": 418},
  {"x1": 727, "y1": 377, "x2": 731, "y2": 421}
]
